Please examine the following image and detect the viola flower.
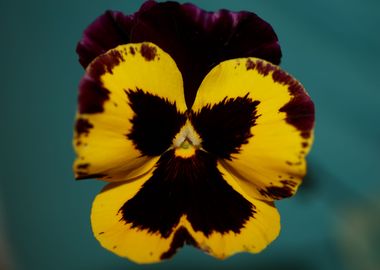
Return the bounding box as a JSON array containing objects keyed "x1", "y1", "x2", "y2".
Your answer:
[{"x1": 74, "y1": 0, "x2": 314, "y2": 264}]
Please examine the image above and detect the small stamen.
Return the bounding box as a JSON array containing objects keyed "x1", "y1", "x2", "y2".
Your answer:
[
  {"x1": 173, "y1": 120, "x2": 202, "y2": 148},
  {"x1": 172, "y1": 120, "x2": 202, "y2": 158},
  {"x1": 180, "y1": 138, "x2": 192, "y2": 149}
]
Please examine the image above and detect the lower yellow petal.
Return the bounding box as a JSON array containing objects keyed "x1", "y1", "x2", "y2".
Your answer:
[
  {"x1": 184, "y1": 164, "x2": 280, "y2": 258},
  {"x1": 91, "y1": 152, "x2": 280, "y2": 263},
  {"x1": 91, "y1": 175, "x2": 174, "y2": 263},
  {"x1": 180, "y1": 202, "x2": 279, "y2": 259}
]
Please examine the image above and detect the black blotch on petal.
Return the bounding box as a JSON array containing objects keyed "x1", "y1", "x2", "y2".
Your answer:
[
  {"x1": 301, "y1": 131, "x2": 312, "y2": 139},
  {"x1": 246, "y1": 59, "x2": 256, "y2": 70},
  {"x1": 88, "y1": 50, "x2": 124, "y2": 78},
  {"x1": 78, "y1": 50, "x2": 125, "y2": 114},
  {"x1": 75, "y1": 118, "x2": 93, "y2": 136},
  {"x1": 75, "y1": 173, "x2": 106, "y2": 180},
  {"x1": 160, "y1": 227, "x2": 198, "y2": 260},
  {"x1": 272, "y1": 68, "x2": 293, "y2": 84},
  {"x1": 272, "y1": 68, "x2": 315, "y2": 137},
  {"x1": 259, "y1": 180, "x2": 297, "y2": 199},
  {"x1": 76, "y1": 163, "x2": 89, "y2": 170},
  {"x1": 120, "y1": 150, "x2": 255, "y2": 238},
  {"x1": 140, "y1": 43, "x2": 157, "y2": 61},
  {"x1": 126, "y1": 88, "x2": 186, "y2": 156},
  {"x1": 281, "y1": 180, "x2": 297, "y2": 187},
  {"x1": 191, "y1": 94, "x2": 260, "y2": 160},
  {"x1": 255, "y1": 60, "x2": 276, "y2": 76},
  {"x1": 260, "y1": 186, "x2": 292, "y2": 199},
  {"x1": 78, "y1": 78, "x2": 110, "y2": 114}
]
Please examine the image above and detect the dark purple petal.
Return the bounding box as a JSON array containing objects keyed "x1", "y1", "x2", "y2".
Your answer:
[
  {"x1": 77, "y1": 0, "x2": 281, "y2": 107},
  {"x1": 76, "y1": 11, "x2": 134, "y2": 67}
]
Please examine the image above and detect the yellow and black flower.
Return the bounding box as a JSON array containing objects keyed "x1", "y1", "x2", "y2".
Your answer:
[{"x1": 74, "y1": 0, "x2": 314, "y2": 263}]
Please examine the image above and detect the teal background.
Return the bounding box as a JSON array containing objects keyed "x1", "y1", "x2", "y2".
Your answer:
[{"x1": 1, "y1": 0, "x2": 379, "y2": 270}]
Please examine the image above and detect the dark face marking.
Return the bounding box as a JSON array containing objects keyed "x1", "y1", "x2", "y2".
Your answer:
[
  {"x1": 120, "y1": 150, "x2": 255, "y2": 238},
  {"x1": 160, "y1": 227, "x2": 198, "y2": 260},
  {"x1": 75, "y1": 118, "x2": 93, "y2": 136},
  {"x1": 259, "y1": 179, "x2": 297, "y2": 199},
  {"x1": 140, "y1": 43, "x2": 157, "y2": 61},
  {"x1": 126, "y1": 88, "x2": 186, "y2": 156},
  {"x1": 191, "y1": 94, "x2": 260, "y2": 160}
]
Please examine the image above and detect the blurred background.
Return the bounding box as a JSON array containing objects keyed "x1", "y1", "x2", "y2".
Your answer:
[{"x1": 0, "y1": 0, "x2": 379, "y2": 269}]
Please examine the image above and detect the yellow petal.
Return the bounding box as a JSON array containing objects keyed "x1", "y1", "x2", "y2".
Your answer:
[
  {"x1": 191, "y1": 58, "x2": 314, "y2": 200},
  {"x1": 180, "y1": 168, "x2": 280, "y2": 259},
  {"x1": 73, "y1": 42, "x2": 187, "y2": 181},
  {"x1": 91, "y1": 174, "x2": 173, "y2": 263}
]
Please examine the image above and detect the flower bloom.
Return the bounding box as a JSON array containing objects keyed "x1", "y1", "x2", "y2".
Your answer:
[{"x1": 74, "y1": 0, "x2": 314, "y2": 263}]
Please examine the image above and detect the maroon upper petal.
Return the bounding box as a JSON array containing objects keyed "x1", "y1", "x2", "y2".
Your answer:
[
  {"x1": 76, "y1": 11, "x2": 134, "y2": 68},
  {"x1": 76, "y1": 0, "x2": 282, "y2": 107}
]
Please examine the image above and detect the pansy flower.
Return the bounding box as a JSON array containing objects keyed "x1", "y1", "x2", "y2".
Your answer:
[{"x1": 74, "y1": 0, "x2": 314, "y2": 264}]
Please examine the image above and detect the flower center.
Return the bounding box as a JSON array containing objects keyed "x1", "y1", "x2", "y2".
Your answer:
[{"x1": 172, "y1": 120, "x2": 202, "y2": 158}]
